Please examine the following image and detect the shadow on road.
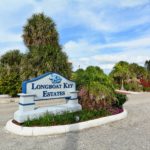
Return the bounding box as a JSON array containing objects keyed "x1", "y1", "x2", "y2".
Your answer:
[{"x1": 62, "y1": 124, "x2": 80, "y2": 150}]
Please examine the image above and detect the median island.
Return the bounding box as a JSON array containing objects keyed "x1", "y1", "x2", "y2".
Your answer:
[
  {"x1": 12, "y1": 67, "x2": 127, "y2": 127},
  {"x1": 14, "y1": 106, "x2": 123, "y2": 127}
]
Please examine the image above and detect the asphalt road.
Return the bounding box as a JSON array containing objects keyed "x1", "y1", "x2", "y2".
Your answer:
[{"x1": 0, "y1": 93, "x2": 150, "y2": 150}]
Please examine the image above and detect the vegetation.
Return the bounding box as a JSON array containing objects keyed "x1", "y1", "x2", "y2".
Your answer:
[
  {"x1": 0, "y1": 50, "x2": 23, "y2": 96},
  {"x1": 113, "y1": 93, "x2": 127, "y2": 108},
  {"x1": 0, "y1": 14, "x2": 149, "y2": 101},
  {"x1": 0, "y1": 12, "x2": 146, "y2": 127},
  {"x1": 0, "y1": 13, "x2": 71, "y2": 96},
  {"x1": 110, "y1": 61, "x2": 150, "y2": 91},
  {"x1": 22, "y1": 13, "x2": 72, "y2": 79},
  {"x1": 72, "y1": 66, "x2": 116, "y2": 110},
  {"x1": 124, "y1": 81, "x2": 142, "y2": 91},
  {"x1": 143, "y1": 87, "x2": 150, "y2": 91},
  {"x1": 23, "y1": 109, "x2": 111, "y2": 127},
  {"x1": 145, "y1": 60, "x2": 150, "y2": 72},
  {"x1": 21, "y1": 45, "x2": 72, "y2": 80},
  {"x1": 109, "y1": 61, "x2": 130, "y2": 85},
  {"x1": 23, "y1": 13, "x2": 59, "y2": 49},
  {"x1": 23, "y1": 92, "x2": 127, "y2": 127},
  {"x1": 22, "y1": 91, "x2": 127, "y2": 126}
]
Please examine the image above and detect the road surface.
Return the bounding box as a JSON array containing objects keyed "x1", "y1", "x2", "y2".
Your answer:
[{"x1": 0, "y1": 93, "x2": 150, "y2": 150}]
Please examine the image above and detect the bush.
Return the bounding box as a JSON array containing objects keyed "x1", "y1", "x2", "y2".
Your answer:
[
  {"x1": 143, "y1": 87, "x2": 150, "y2": 91},
  {"x1": 124, "y1": 82, "x2": 143, "y2": 92},
  {"x1": 73, "y1": 66, "x2": 116, "y2": 110},
  {"x1": 0, "y1": 71, "x2": 21, "y2": 97},
  {"x1": 0, "y1": 50, "x2": 23, "y2": 97},
  {"x1": 114, "y1": 93, "x2": 127, "y2": 108}
]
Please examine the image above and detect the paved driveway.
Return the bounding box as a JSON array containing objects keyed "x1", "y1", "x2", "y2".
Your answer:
[{"x1": 0, "y1": 93, "x2": 150, "y2": 150}]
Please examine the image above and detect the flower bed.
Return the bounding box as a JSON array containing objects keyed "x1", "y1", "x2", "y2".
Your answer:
[
  {"x1": 6, "y1": 108, "x2": 127, "y2": 136},
  {"x1": 14, "y1": 107, "x2": 123, "y2": 127}
]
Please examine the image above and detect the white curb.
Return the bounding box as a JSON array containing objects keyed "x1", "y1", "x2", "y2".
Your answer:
[
  {"x1": 5, "y1": 109, "x2": 127, "y2": 136},
  {"x1": 115, "y1": 90, "x2": 140, "y2": 94},
  {"x1": 0, "y1": 97, "x2": 19, "y2": 104}
]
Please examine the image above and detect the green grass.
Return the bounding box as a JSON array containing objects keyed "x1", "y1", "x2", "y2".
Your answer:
[{"x1": 23, "y1": 109, "x2": 111, "y2": 127}]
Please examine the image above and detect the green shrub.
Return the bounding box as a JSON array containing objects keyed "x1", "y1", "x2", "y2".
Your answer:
[
  {"x1": 73, "y1": 66, "x2": 116, "y2": 110},
  {"x1": 124, "y1": 82, "x2": 143, "y2": 92},
  {"x1": 114, "y1": 93, "x2": 127, "y2": 108},
  {"x1": 143, "y1": 87, "x2": 150, "y2": 91},
  {"x1": 0, "y1": 71, "x2": 21, "y2": 97}
]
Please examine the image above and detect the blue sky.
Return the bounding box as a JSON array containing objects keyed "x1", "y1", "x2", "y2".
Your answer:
[{"x1": 0, "y1": 0, "x2": 150, "y2": 73}]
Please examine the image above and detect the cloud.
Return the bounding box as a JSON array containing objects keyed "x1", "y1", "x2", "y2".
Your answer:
[
  {"x1": 63, "y1": 40, "x2": 101, "y2": 58},
  {"x1": 0, "y1": 0, "x2": 150, "y2": 74},
  {"x1": 0, "y1": 42, "x2": 26, "y2": 56},
  {"x1": 64, "y1": 36, "x2": 150, "y2": 55},
  {"x1": 56, "y1": 0, "x2": 150, "y2": 33},
  {"x1": 0, "y1": 32, "x2": 22, "y2": 43},
  {"x1": 0, "y1": 0, "x2": 150, "y2": 43},
  {"x1": 99, "y1": 36, "x2": 150, "y2": 49},
  {"x1": 93, "y1": 51, "x2": 149, "y2": 64},
  {"x1": 63, "y1": 36, "x2": 150, "y2": 72},
  {"x1": 119, "y1": 0, "x2": 150, "y2": 8}
]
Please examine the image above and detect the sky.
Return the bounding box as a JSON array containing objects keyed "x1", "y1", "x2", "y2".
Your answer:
[{"x1": 0, "y1": 0, "x2": 150, "y2": 73}]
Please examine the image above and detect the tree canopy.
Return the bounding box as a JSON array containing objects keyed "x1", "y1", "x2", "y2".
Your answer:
[
  {"x1": 22, "y1": 13, "x2": 59, "y2": 49},
  {"x1": 110, "y1": 61, "x2": 150, "y2": 91},
  {"x1": 73, "y1": 66, "x2": 115, "y2": 109},
  {"x1": 0, "y1": 13, "x2": 72, "y2": 96},
  {"x1": 0, "y1": 50, "x2": 23, "y2": 96},
  {"x1": 22, "y1": 13, "x2": 72, "y2": 79},
  {"x1": 109, "y1": 61, "x2": 130, "y2": 84}
]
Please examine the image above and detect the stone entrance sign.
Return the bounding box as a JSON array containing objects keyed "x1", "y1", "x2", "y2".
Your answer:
[
  {"x1": 14, "y1": 72, "x2": 82, "y2": 123},
  {"x1": 22, "y1": 72, "x2": 76, "y2": 100}
]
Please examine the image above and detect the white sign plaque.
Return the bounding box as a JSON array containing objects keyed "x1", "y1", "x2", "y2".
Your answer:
[{"x1": 22, "y1": 72, "x2": 76, "y2": 100}]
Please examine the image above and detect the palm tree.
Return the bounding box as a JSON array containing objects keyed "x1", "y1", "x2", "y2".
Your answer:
[
  {"x1": 110, "y1": 61, "x2": 131, "y2": 85},
  {"x1": 22, "y1": 13, "x2": 59, "y2": 49},
  {"x1": 0, "y1": 50, "x2": 23, "y2": 74},
  {"x1": 22, "y1": 13, "x2": 72, "y2": 79}
]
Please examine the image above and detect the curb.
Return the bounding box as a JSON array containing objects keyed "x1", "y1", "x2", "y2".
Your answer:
[
  {"x1": 115, "y1": 90, "x2": 140, "y2": 95},
  {"x1": 5, "y1": 109, "x2": 127, "y2": 136},
  {"x1": 0, "y1": 98, "x2": 19, "y2": 104}
]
